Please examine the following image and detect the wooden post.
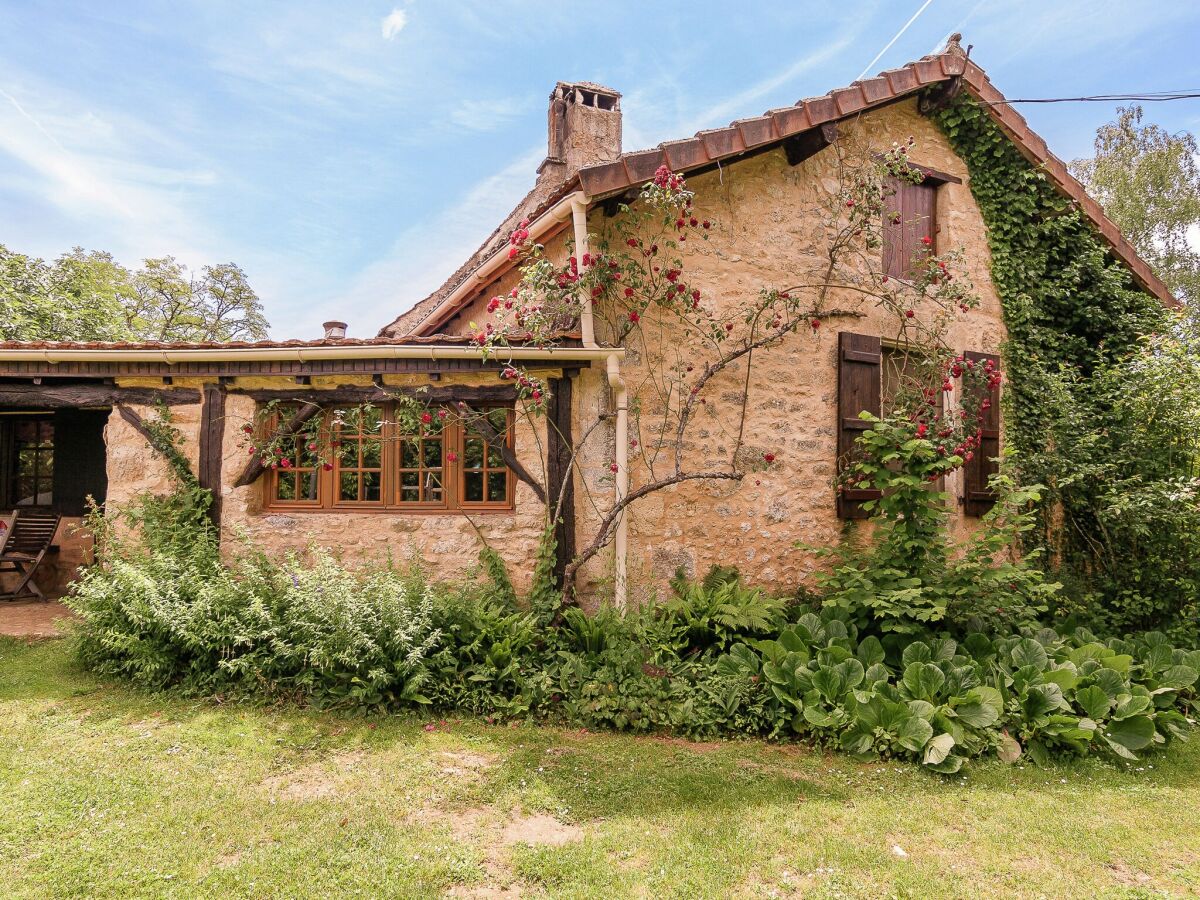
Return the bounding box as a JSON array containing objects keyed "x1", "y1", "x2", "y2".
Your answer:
[
  {"x1": 198, "y1": 385, "x2": 226, "y2": 528},
  {"x1": 545, "y1": 376, "x2": 576, "y2": 587}
]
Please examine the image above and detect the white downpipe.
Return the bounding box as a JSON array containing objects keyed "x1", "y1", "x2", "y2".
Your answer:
[
  {"x1": 571, "y1": 194, "x2": 629, "y2": 608},
  {"x1": 607, "y1": 353, "x2": 629, "y2": 609},
  {"x1": 571, "y1": 196, "x2": 596, "y2": 348}
]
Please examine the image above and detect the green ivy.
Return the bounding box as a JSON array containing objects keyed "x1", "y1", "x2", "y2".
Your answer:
[
  {"x1": 933, "y1": 95, "x2": 1166, "y2": 452},
  {"x1": 931, "y1": 96, "x2": 1195, "y2": 633}
]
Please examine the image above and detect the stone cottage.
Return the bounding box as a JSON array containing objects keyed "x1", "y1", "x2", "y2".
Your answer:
[{"x1": 0, "y1": 37, "x2": 1173, "y2": 604}]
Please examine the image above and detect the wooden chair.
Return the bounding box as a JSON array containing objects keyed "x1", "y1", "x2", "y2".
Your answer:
[{"x1": 0, "y1": 510, "x2": 61, "y2": 601}]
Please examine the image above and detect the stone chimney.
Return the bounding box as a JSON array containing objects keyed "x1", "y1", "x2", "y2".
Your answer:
[
  {"x1": 322, "y1": 320, "x2": 347, "y2": 340},
  {"x1": 538, "y1": 81, "x2": 622, "y2": 182}
]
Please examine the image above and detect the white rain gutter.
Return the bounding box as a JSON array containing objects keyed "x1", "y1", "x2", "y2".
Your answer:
[{"x1": 0, "y1": 345, "x2": 623, "y2": 365}]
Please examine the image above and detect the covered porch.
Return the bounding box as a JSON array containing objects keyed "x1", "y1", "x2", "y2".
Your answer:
[{"x1": 0, "y1": 395, "x2": 109, "y2": 600}]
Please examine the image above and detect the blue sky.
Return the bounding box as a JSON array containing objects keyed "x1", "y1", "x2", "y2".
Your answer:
[{"x1": 2, "y1": 1, "x2": 1199, "y2": 339}]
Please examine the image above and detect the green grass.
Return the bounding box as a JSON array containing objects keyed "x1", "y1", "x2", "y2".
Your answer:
[{"x1": 2, "y1": 636, "x2": 1198, "y2": 899}]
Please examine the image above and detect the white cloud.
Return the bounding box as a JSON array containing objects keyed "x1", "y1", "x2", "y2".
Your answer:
[
  {"x1": 381, "y1": 8, "x2": 408, "y2": 41},
  {"x1": 0, "y1": 81, "x2": 219, "y2": 264}
]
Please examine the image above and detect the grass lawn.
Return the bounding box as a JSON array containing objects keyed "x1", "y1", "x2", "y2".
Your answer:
[{"x1": 2, "y1": 636, "x2": 1198, "y2": 899}]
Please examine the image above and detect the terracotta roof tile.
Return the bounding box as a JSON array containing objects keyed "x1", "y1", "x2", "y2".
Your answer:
[
  {"x1": 0, "y1": 331, "x2": 583, "y2": 354},
  {"x1": 733, "y1": 116, "x2": 778, "y2": 150},
  {"x1": 882, "y1": 66, "x2": 919, "y2": 94},
  {"x1": 858, "y1": 76, "x2": 893, "y2": 105},
  {"x1": 832, "y1": 85, "x2": 868, "y2": 116},
  {"x1": 660, "y1": 137, "x2": 709, "y2": 172},
  {"x1": 767, "y1": 104, "x2": 811, "y2": 137},
  {"x1": 913, "y1": 58, "x2": 944, "y2": 84},
  {"x1": 697, "y1": 126, "x2": 745, "y2": 159},
  {"x1": 577, "y1": 161, "x2": 628, "y2": 198},
  {"x1": 622, "y1": 148, "x2": 668, "y2": 185},
  {"x1": 801, "y1": 95, "x2": 839, "y2": 125}
]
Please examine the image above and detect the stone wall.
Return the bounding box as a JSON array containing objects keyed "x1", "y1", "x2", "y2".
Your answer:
[
  {"x1": 90, "y1": 98, "x2": 1008, "y2": 606},
  {"x1": 594, "y1": 98, "x2": 1006, "y2": 603},
  {"x1": 420, "y1": 99, "x2": 1008, "y2": 606}
]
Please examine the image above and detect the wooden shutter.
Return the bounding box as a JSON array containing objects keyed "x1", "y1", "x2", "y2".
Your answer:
[
  {"x1": 882, "y1": 179, "x2": 937, "y2": 279},
  {"x1": 837, "y1": 332, "x2": 882, "y2": 519},
  {"x1": 51, "y1": 408, "x2": 109, "y2": 516},
  {"x1": 962, "y1": 351, "x2": 1000, "y2": 517}
]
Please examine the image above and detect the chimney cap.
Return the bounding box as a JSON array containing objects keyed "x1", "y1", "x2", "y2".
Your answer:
[
  {"x1": 552, "y1": 81, "x2": 621, "y2": 109},
  {"x1": 322, "y1": 320, "x2": 348, "y2": 339}
]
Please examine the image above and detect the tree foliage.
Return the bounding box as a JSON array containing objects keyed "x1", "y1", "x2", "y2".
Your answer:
[
  {"x1": 1070, "y1": 105, "x2": 1200, "y2": 309},
  {"x1": 0, "y1": 244, "x2": 268, "y2": 342}
]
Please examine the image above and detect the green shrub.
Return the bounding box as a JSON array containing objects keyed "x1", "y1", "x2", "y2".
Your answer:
[
  {"x1": 810, "y1": 415, "x2": 1058, "y2": 635},
  {"x1": 68, "y1": 489, "x2": 1197, "y2": 773}
]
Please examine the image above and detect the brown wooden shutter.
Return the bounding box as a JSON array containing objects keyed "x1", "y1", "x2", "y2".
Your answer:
[
  {"x1": 837, "y1": 331, "x2": 882, "y2": 519},
  {"x1": 882, "y1": 179, "x2": 937, "y2": 280},
  {"x1": 962, "y1": 350, "x2": 1000, "y2": 517}
]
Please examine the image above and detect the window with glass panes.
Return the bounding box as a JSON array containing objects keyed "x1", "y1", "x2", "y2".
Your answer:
[
  {"x1": 334, "y1": 406, "x2": 383, "y2": 505},
  {"x1": 265, "y1": 404, "x2": 512, "y2": 512},
  {"x1": 460, "y1": 408, "x2": 512, "y2": 506},
  {"x1": 1, "y1": 415, "x2": 55, "y2": 508}
]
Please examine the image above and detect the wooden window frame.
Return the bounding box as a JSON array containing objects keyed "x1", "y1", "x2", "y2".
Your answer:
[
  {"x1": 264, "y1": 403, "x2": 515, "y2": 514},
  {"x1": 331, "y1": 406, "x2": 385, "y2": 510},
  {"x1": 458, "y1": 408, "x2": 515, "y2": 511},
  {"x1": 0, "y1": 413, "x2": 55, "y2": 510}
]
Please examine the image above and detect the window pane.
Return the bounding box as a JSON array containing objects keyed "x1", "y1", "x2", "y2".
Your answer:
[
  {"x1": 299, "y1": 440, "x2": 320, "y2": 467},
  {"x1": 487, "y1": 409, "x2": 508, "y2": 432},
  {"x1": 423, "y1": 438, "x2": 442, "y2": 468},
  {"x1": 401, "y1": 485, "x2": 420, "y2": 502},
  {"x1": 486, "y1": 444, "x2": 505, "y2": 468},
  {"x1": 401, "y1": 440, "x2": 420, "y2": 469},
  {"x1": 18, "y1": 448, "x2": 36, "y2": 468},
  {"x1": 361, "y1": 439, "x2": 382, "y2": 469},
  {"x1": 362, "y1": 471, "x2": 381, "y2": 501},
  {"x1": 339, "y1": 472, "x2": 359, "y2": 501},
  {"x1": 464, "y1": 471, "x2": 484, "y2": 502},
  {"x1": 401, "y1": 471, "x2": 419, "y2": 489},
  {"x1": 16, "y1": 477, "x2": 37, "y2": 506},
  {"x1": 487, "y1": 472, "x2": 508, "y2": 503},
  {"x1": 425, "y1": 472, "x2": 443, "y2": 500},
  {"x1": 276, "y1": 474, "x2": 296, "y2": 501},
  {"x1": 464, "y1": 438, "x2": 485, "y2": 468},
  {"x1": 299, "y1": 471, "x2": 318, "y2": 501}
]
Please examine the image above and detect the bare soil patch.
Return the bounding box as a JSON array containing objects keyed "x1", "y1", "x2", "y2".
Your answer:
[
  {"x1": 437, "y1": 749, "x2": 496, "y2": 778},
  {"x1": 260, "y1": 751, "x2": 365, "y2": 801},
  {"x1": 500, "y1": 813, "x2": 582, "y2": 847}
]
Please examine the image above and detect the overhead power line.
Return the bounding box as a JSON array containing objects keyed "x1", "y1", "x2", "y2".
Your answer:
[{"x1": 986, "y1": 91, "x2": 1200, "y2": 105}]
